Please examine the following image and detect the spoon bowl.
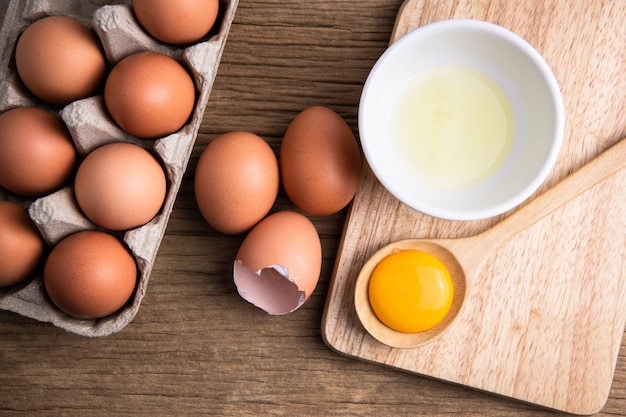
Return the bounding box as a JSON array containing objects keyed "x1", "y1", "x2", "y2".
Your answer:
[{"x1": 355, "y1": 239, "x2": 466, "y2": 348}]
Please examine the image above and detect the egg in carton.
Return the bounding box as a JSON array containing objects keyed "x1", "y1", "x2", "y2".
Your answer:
[{"x1": 0, "y1": 0, "x2": 238, "y2": 336}]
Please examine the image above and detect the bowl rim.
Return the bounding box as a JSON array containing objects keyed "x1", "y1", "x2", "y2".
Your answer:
[{"x1": 358, "y1": 19, "x2": 565, "y2": 221}]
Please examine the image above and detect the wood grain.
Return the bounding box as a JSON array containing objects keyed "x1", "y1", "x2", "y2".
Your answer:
[
  {"x1": 323, "y1": 0, "x2": 626, "y2": 415},
  {"x1": 1, "y1": 1, "x2": 625, "y2": 416},
  {"x1": 350, "y1": 137, "x2": 626, "y2": 412}
]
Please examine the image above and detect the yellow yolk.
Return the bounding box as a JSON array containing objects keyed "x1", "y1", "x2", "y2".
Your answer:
[{"x1": 368, "y1": 250, "x2": 453, "y2": 333}]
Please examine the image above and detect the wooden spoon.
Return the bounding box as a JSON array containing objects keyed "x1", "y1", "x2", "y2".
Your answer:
[{"x1": 355, "y1": 138, "x2": 626, "y2": 349}]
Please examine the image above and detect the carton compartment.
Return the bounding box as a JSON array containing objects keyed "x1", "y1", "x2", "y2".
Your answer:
[{"x1": 0, "y1": 0, "x2": 238, "y2": 336}]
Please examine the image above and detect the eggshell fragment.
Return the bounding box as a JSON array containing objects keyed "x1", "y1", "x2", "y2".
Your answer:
[
  {"x1": 194, "y1": 131, "x2": 279, "y2": 235},
  {"x1": 280, "y1": 106, "x2": 362, "y2": 216},
  {"x1": 234, "y1": 211, "x2": 322, "y2": 315}
]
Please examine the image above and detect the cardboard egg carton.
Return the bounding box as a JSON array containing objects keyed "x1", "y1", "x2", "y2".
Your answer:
[{"x1": 0, "y1": 0, "x2": 238, "y2": 336}]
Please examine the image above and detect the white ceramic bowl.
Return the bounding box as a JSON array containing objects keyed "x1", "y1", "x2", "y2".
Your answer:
[{"x1": 359, "y1": 19, "x2": 564, "y2": 220}]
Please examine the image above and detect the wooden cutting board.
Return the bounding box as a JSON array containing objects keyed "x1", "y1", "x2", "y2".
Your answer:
[{"x1": 321, "y1": 1, "x2": 626, "y2": 414}]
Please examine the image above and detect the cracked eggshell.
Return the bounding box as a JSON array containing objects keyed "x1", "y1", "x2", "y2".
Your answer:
[{"x1": 233, "y1": 210, "x2": 322, "y2": 315}]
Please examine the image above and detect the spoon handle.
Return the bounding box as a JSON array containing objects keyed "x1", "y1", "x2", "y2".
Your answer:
[{"x1": 484, "y1": 138, "x2": 626, "y2": 247}]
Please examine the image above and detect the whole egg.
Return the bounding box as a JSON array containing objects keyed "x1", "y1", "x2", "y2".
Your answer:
[
  {"x1": 194, "y1": 131, "x2": 279, "y2": 235},
  {"x1": 0, "y1": 201, "x2": 45, "y2": 287},
  {"x1": 104, "y1": 52, "x2": 196, "y2": 139},
  {"x1": 132, "y1": 0, "x2": 220, "y2": 45},
  {"x1": 74, "y1": 142, "x2": 167, "y2": 231},
  {"x1": 280, "y1": 106, "x2": 361, "y2": 216},
  {"x1": 15, "y1": 16, "x2": 106, "y2": 106},
  {"x1": 0, "y1": 107, "x2": 76, "y2": 196},
  {"x1": 44, "y1": 230, "x2": 137, "y2": 319}
]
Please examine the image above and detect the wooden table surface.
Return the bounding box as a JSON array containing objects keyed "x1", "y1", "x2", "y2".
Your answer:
[{"x1": 1, "y1": 1, "x2": 625, "y2": 416}]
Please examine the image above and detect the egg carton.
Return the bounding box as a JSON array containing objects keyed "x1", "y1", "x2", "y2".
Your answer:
[{"x1": 0, "y1": 0, "x2": 238, "y2": 336}]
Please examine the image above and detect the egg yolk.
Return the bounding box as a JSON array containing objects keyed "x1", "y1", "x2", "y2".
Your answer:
[{"x1": 368, "y1": 249, "x2": 453, "y2": 333}]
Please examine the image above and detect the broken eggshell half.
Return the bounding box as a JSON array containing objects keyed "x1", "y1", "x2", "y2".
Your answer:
[{"x1": 233, "y1": 211, "x2": 322, "y2": 315}]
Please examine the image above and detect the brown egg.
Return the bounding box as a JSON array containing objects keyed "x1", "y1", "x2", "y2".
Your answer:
[
  {"x1": 0, "y1": 201, "x2": 45, "y2": 287},
  {"x1": 194, "y1": 131, "x2": 279, "y2": 235},
  {"x1": 234, "y1": 211, "x2": 322, "y2": 315},
  {"x1": 0, "y1": 107, "x2": 76, "y2": 196},
  {"x1": 74, "y1": 142, "x2": 167, "y2": 231},
  {"x1": 280, "y1": 106, "x2": 362, "y2": 216},
  {"x1": 132, "y1": 0, "x2": 220, "y2": 45},
  {"x1": 44, "y1": 230, "x2": 137, "y2": 319},
  {"x1": 104, "y1": 52, "x2": 196, "y2": 139},
  {"x1": 15, "y1": 16, "x2": 106, "y2": 106}
]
